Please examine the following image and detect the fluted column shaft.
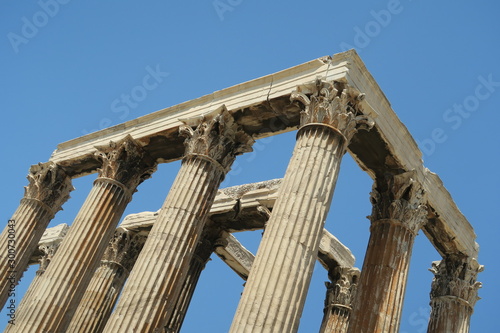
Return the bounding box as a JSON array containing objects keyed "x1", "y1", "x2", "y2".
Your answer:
[
  {"x1": 230, "y1": 81, "x2": 373, "y2": 333},
  {"x1": 426, "y1": 256, "x2": 482, "y2": 333},
  {"x1": 8, "y1": 135, "x2": 156, "y2": 332},
  {"x1": 348, "y1": 172, "x2": 427, "y2": 333},
  {"x1": 323, "y1": 305, "x2": 350, "y2": 333},
  {"x1": 428, "y1": 298, "x2": 471, "y2": 333},
  {"x1": 319, "y1": 267, "x2": 359, "y2": 333},
  {"x1": 103, "y1": 107, "x2": 253, "y2": 332},
  {"x1": 17, "y1": 225, "x2": 68, "y2": 309},
  {"x1": 350, "y1": 220, "x2": 416, "y2": 333},
  {"x1": 230, "y1": 125, "x2": 343, "y2": 333},
  {"x1": 0, "y1": 162, "x2": 72, "y2": 309},
  {"x1": 164, "y1": 236, "x2": 215, "y2": 333},
  {"x1": 67, "y1": 229, "x2": 146, "y2": 333},
  {"x1": 103, "y1": 156, "x2": 222, "y2": 332},
  {"x1": 8, "y1": 180, "x2": 129, "y2": 332}
]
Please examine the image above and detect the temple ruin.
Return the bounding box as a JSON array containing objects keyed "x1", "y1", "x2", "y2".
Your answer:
[{"x1": 0, "y1": 50, "x2": 481, "y2": 332}]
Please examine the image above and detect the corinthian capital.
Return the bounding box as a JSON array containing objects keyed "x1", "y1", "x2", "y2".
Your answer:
[
  {"x1": 94, "y1": 135, "x2": 157, "y2": 192},
  {"x1": 430, "y1": 256, "x2": 483, "y2": 308},
  {"x1": 38, "y1": 241, "x2": 62, "y2": 274},
  {"x1": 325, "y1": 266, "x2": 360, "y2": 308},
  {"x1": 290, "y1": 79, "x2": 374, "y2": 142},
  {"x1": 370, "y1": 171, "x2": 427, "y2": 234},
  {"x1": 24, "y1": 162, "x2": 73, "y2": 215},
  {"x1": 38, "y1": 223, "x2": 69, "y2": 274},
  {"x1": 179, "y1": 105, "x2": 254, "y2": 173},
  {"x1": 101, "y1": 228, "x2": 146, "y2": 272}
]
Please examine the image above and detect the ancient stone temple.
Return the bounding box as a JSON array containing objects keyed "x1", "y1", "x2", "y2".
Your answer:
[{"x1": 0, "y1": 50, "x2": 481, "y2": 332}]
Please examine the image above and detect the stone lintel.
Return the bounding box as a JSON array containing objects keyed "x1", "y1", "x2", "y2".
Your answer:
[
  {"x1": 39, "y1": 223, "x2": 69, "y2": 244},
  {"x1": 318, "y1": 230, "x2": 355, "y2": 269},
  {"x1": 214, "y1": 232, "x2": 254, "y2": 280}
]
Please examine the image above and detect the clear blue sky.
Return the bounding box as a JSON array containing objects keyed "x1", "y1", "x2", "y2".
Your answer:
[{"x1": 1, "y1": 1, "x2": 499, "y2": 332}]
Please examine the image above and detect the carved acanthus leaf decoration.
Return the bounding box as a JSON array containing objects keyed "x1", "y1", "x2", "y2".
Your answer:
[
  {"x1": 179, "y1": 106, "x2": 254, "y2": 173},
  {"x1": 38, "y1": 241, "x2": 62, "y2": 274},
  {"x1": 325, "y1": 267, "x2": 360, "y2": 308},
  {"x1": 370, "y1": 171, "x2": 427, "y2": 233},
  {"x1": 37, "y1": 224, "x2": 69, "y2": 274},
  {"x1": 24, "y1": 162, "x2": 73, "y2": 214},
  {"x1": 102, "y1": 228, "x2": 146, "y2": 272},
  {"x1": 94, "y1": 135, "x2": 157, "y2": 192},
  {"x1": 429, "y1": 256, "x2": 483, "y2": 307},
  {"x1": 290, "y1": 79, "x2": 374, "y2": 142}
]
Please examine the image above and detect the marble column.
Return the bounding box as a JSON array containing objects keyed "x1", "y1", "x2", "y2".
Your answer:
[
  {"x1": 164, "y1": 234, "x2": 216, "y2": 333},
  {"x1": 66, "y1": 228, "x2": 146, "y2": 333},
  {"x1": 0, "y1": 162, "x2": 72, "y2": 309},
  {"x1": 320, "y1": 267, "x2": 360, "y2": 333},
  {"x1": 348, "y1": 172, "x2": 427, "y2": 333},
  {"x1": 426, "y1": 256, "x2": 482, "y2": 333},
  {"x1": 8, "y1": 135, "x2": 157, "y2": 333},
  {"x1": 103, "y1": 107, "x2": 253, "y2": 332},
  {"x1": 229, "y1": 80, "x2": 373, "y2": 333},
  {"x1": 18, "y1": 224, "x2": 69, "y2": 305}
]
